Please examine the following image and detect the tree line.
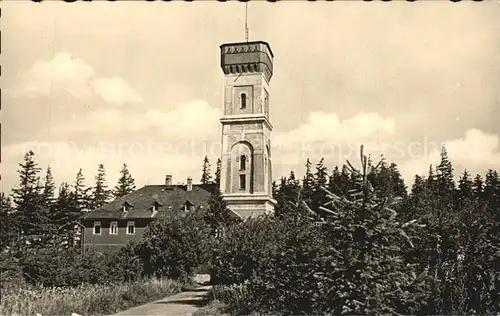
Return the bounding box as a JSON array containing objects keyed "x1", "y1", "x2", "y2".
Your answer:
[
  {"x1": 0, "y1": 152, "x2": 221, "y2": 253},
  {"x1": 2, "y1": 145, "x2": 499, "y2": 315},
  {"x1": 252, "y1": 145, "x2": 499, "y2": 314}
]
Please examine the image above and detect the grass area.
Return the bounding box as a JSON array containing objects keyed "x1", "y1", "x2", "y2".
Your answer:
[
  {"x1": 192, "y1": 299, "x2": 231, "y2": 316},
  {"x1": 0, "y1": 277, "x2": 184, "y2": 316}
]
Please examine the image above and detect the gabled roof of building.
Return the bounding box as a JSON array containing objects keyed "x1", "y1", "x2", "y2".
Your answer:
[{"x1": 83, "y1": 183, "x2": 217, "y2": 220}]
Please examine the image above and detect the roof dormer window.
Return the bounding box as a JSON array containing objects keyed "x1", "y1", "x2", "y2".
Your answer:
[
  {"x1": 152, "y1": 200, "x2": 162, "y2": 212},
  {"x1": 122, "y1": 201, "x2": 133, "y2": 212}
]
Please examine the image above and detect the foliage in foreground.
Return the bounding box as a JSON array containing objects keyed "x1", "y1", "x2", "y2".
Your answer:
[
  {"x1": 209, "y1": 146, "x2": 500, "y2": 315},
  {"x1": 0, "y1": 277, "x2": 183, "y2": 316}
]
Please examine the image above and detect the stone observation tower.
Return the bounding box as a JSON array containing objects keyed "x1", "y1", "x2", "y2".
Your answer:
[{"x1": 218, "y1": 40, "x2": 277, "y2": 218}]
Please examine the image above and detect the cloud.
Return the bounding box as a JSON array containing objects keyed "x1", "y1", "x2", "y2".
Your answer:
[
  {"x1": 13, "y1": 52, "x2": 142, "y2": 106},
  {"x1": 271, "y1": 112, "x2": 500, "y2": 189},
  {"x1": 93, "y1": 77, "x2": 142, "y2": 105},
  {"x1": 274, "y1": 111, "x2": 395, "y2": 152},
  {"x1": 50, "y1": 99, "x2": 221, "y2": 142},
  {"x1": 398, "y1": 128, "x2": 500, "y2": 185},
  {"x1": 17, "y1": 52, "x2": 95, "y2": 99}
]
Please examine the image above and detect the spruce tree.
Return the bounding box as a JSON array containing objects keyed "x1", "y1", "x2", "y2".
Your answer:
[
  {"x1": 0, "y1": 193, "x2": 18, "y2": 251},
  {"x1": 483, "y1": 169, "x2": 499, "y2": 211},
  {"x1": 302, "y1": 158, "x2": 315, "y2": 204},
  {"x1": 457, "y1": 170, "x2": 473, "y2": 207},
  {"x1": 274, "y1": 176, "x2": 288, "y2": 217},
  {"x1": 472, "y1": 174, "x2": 484, "y2": 201},
  {"x1": 313, "y1": 158, "x2": 329, "y2": 214},
  {"x1": 90, "y1": 164, "x2": 111, "y2": 209},
  {"x1": 436, "y1": 145, "x2": 455, "y2": 194},
  {"x1": 314, "y1": 158, "x2": 328, "y2": 189},
  {"x1": 203, "y1": 188, "x2": 239, "y2": 236},
  {"x1": 214, "y1": 157, "x2": 221, "y2": 186},
  {"x1": 112, "y1": 163, "x2": 136, "y2": 198},
  {"x1": 388, "y1": 163, "x2": 407, "y2": 198},
  {"x1": 301, "y1": 145, "x2": 427, "y2": 314},
  {"x1": 73, "y1": 168, "x2": 91, "y2": 213},
  {"x1": 201, "y1": 155, "x2": 213, "y2": 184},
  {"x1": 328, "y1": 166, "x2": 342, "y2": 196},
  {"x1": 51, "y1": 182, "x2": 81, "y2": 248},
  {"x1": 11, "y1": 151, "x2": 48, "y2": 243},
  {"x1": 41, "y1": 166, "x2": 56, "y2": 208},
  {"x1": 274, "y1": 171, "x2": 303, "y2": 219}
]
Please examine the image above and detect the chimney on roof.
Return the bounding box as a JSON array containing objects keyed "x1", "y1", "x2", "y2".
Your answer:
[
  {"x1": 187, "y1": 177, "x2": 193, "y2": 191},
  {"x1": 165, "y1": 175, "x2": 172, "y2": 186}
]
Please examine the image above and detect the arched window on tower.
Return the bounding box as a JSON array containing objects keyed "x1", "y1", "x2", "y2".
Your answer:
[
  {"x1": 240, "y1": 155, "x2": 246, "y2": 170},
  {"x1": 240, "y1": 93, "x2": 246, "y2": 109}
]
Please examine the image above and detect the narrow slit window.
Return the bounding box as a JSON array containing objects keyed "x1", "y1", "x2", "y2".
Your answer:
[
  {"x1": 240, "y1": 93, "x2": 246, "y2": 109},
  {"x1": 240, "y1": 155, "x2": 246, "y2": 170},
  {"x1": 239, "y1": 174, "x2": 246, "y2": 190}
]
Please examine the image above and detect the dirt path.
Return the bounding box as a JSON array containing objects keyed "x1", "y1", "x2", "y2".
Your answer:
[{"x1": 112, "y1": 275, "x2": 212, "y2": 316}]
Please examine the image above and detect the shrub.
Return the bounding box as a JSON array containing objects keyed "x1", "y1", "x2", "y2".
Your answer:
[
  {"x1": 107, "y1": 241, "x2": 144, "y2": 283},
  {"x1": 19, "y1": 247, "x2": 112, "y2": 288},
  {"x1": 139, "y1": 210, "x2": 212, "y2": 282},
  {"x1": 0, "y1": 277, "x2": 183, "y2": 316},
  {"x1": 213, "y1": 148, "x2": 432, "y2": 315},
  {"x1": 241, "y1": 216, "x2": 329, "y2": 315},
  {"x1": 209, "y1": 215, "x2": 279, "y2": 285}
]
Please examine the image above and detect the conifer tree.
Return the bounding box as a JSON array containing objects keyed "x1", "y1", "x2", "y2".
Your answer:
[
  {"x1": 436, "y1": 145, "x2": 455, "y2": 194},
  {"x1": 90, "y1": 164, "x2": 111, "y2": 209},
  {"x1": 11, "y1": 151, "x2": 49, "y2": 243},
  {"x1": 313, "y1": 158, "x2": 329, "y2": 214},
  {"x1": 302, "y1": 158, "x2": 315, "y2": 204},
  {"x1": 0, "y1": 193, "x2": 18, "y2": 251},
  {"x1": 274, "y1": 171, "x2": 303, "y2": 218},
  {"x1": 203, "y1": 187, "x2": 239, "y2": 236},
  {"x1": 299, "y1": 145, "x2": 427, "y2": 314},
  {"x1": 401, "y1": 174, "x2": 427, "y2": 223},
  {"x1": 483, "y1": 169, "x2": 499, "y2": 211},
  {"x1": 314, "y1": 158, "x2": 328, "y2": 189},
  {"x1": 328, "y1": 165, "x2": 342, "y2": 196},
  {"x1": 457, "y1": 169, "x2": 473, "y2": 207},
  {"x1": 426, "y1": 164, "x2": 436, "y2": 192},
  {"x1": 286, "y1": 171, "x2": 301, "y2": 202},
  {"x1": 472, "y1": 174, "x2": 484, "y2": 201},
  {"x1": 214, "y1": 157, "x2": 221, "y2": 186},
  {"x1": 112, "y1": 163, "x2": 136, "y2": 198},
  {"x1": 201, "y1": 155, "x2": 213, "y2": 184},
  {"x1": 41, "y1": 166, "x2": 56, "y2": 208},
  {"x1": 73, "y1": 168, "x2": 91, "y2": 213},
  {"x1": 388, "y1": 162, "x2": 407, "y2": 198},
  {"x1": 51, "y1": 182, "x2": 81, "y2": 248}
]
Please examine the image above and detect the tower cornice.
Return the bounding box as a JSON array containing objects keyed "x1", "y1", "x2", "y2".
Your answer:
[
  {"x1": 220, "y1": 114, "x2": 273, "y2": 131},
  {"x1": 220, "y1": 41, "x2": 274, "y2": 83}
]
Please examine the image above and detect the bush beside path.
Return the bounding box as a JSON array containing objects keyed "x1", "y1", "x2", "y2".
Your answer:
[{"x1": 112, "y1": 274, "x2": 212, "y2": 316}]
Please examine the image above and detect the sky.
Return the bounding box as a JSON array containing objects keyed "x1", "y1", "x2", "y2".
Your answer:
[{"x1": 2, "y1": 1, "x2": 500, "y2": 194}]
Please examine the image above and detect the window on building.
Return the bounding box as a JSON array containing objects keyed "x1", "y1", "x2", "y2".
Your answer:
[
  {"x1": 110, "y1": 221, "x2": 118, "y2": 235},
  {"x1": 240, "y1": 93, "x2": 246, "y2": 109},
  {"x1": 126, "y1": 221, "x2": 135, "y2": 235},
  {"x1": 239, "y1": 174, "x2": 246, "y2": 190},
  {"x1": 240, "y1": 155, "x2": 246, "y2": 170},
  {"x1": 93, "y1": 221, "x2": 101, "y2": 235}
]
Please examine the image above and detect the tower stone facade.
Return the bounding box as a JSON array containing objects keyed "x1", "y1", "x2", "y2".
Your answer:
[{"x1": 219, "y1": 41, "x2": 276, "y2": 218}]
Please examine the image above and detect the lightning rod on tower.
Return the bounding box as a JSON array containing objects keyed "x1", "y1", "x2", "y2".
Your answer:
[{"x1": 245, "y1": 2, "x2": 249, "y2": 42}]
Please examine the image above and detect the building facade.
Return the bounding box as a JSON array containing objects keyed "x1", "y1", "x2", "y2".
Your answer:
[
  {"x1": 218, "y1": 41, "x2": 277, "y2": 218},
  {"x1": 81, "y1": 176, "x2": 216, "y2": 253}
]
